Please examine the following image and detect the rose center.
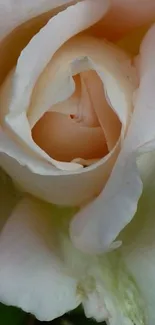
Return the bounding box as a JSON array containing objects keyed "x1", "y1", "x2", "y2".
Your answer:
[
  {"x1": 30, "y1": 35, "x2": 122, "y2": 167},
  {"x1": 32, "y1": 69, "x2": 111, "y2": 165}
]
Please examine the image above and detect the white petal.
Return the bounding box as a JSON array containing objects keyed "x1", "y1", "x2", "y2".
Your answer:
[
  {"x1": 28, "y1": 36, "x2": 135, "y2": 154},
  {"x1": 82, "y1": 251, "x2": 146, "y2": 325},
  {"x1": 28, "y1": 35, "x2": 134, "y2": 164},
  {"x1": 0, "y1": 197, "x2": 81, "y2": 321},
  {"x1": 0, "y1": 23, "x2": 136, "y2": 206},
  {"x1": 70, "y1": 154, "x2": 142, "y2": 253},
  {"x1": 0, "y1": 168, "x2": 18, "y2": 230},
  {"x1": 70, "y1": 25, "x2": 155, "y2": 253},
  {"x1": 0, "y1": 0, "x2": 78, "y2": 41},
  {"x1": 120, "y1": 187, "x2": 155, "y2": 325},
  {"x1": 28, "y1": 35, "x2": 135, "y2": 131},
  {"x1": 0, "y1": 174, "x2": 147, "y2": 324},
  {"x1": 0, "y1": 128, "x2": 121, "y2": 205},
  {"x1": 2, "y1": 0, "x2": 109, "y2": 171}
]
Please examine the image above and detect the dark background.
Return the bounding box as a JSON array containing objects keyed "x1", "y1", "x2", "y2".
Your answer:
[{"x1": 0, "y1": 303, "x2": 107, "y2": 325}]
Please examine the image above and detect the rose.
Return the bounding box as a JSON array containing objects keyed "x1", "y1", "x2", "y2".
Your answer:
[
  {"x1": 0, "y1": 0, "x2": 154, "y2": 250},
  {"x1": 1, "y1": 0, "x2": 155, "y2": 323},
  {"x1": 0, "y1": 0, "x2": 137, "y2": 213}
]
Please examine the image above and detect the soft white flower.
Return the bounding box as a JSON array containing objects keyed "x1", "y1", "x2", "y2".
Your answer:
[
  {"x1": 1, "y1": 0, "x2": 155, "y2": 323},
  {"x1": 0, "y1": 0, "x2": 151, "y2": 251},
  {"x1": 1, "y1": 167, "x2": 155, "y2": 325}
]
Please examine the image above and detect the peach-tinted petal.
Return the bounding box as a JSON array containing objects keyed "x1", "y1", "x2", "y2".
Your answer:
[
  {"x1": 92, "y1": 0, "x2": 155, "y2": 41},
  {"x1": 28, "y1": 35, "x2": 135, "y2": 133},
  {"x1": 31, "y1": 68, "x2": 110, "y2": 164},
  {"x1": 32, "y1": 112, "x2": 107, "y2": 163},
  {"x1": 0, "y1": 121, "x2": 122, "y2": 207},
  {"x1": 76, "y1": 71, "x2": 100, "y2": 128},
  {"x1": 0, "y1": 30, "x2": 136, "y2": 206},
  {"x1": 117, "y1": 24, "x2": 151, "y2": 56},
  {"x1": 29, "y1": 35, "x2": 135, "y2": 164},
  {"x1": 0, "y1": 2, "x2": 137, "y2": 207},
  {"x1": 70, "y1": 25, "x2": 155, "y2": 254},
  {"x1": 0, "y1": 127, "x2": 121, "y2": 206},
  {"x1": 79, "y1": 69, "x2": 121, "y2": 151},
  {"x1": 1, "y1": 0, "x2": 109, "y2": 172}
]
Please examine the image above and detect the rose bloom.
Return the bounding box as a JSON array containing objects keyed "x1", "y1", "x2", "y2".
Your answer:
[{"x1": 1, "y1": 0, "x2": 155, "y2": 323}]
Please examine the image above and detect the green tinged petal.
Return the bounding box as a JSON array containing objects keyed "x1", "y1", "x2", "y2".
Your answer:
[
  {"x1": 0, "y1": 168, "x2": 153, "y2": 325},
  {"x1": 118, "y1": 185, "x2": 155, "y2": 325},
  {"x1": 91, "y1": 252, "x2": 146, "y2": 325},
  {"x1": 0, "y1": 168, "x2": 19, "y2": 229}
]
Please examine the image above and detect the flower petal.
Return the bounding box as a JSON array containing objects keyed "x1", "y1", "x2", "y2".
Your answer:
[
  {"x1": 1, "y1": 0, "x2": 110, "y2": 172},
  {"x1": 120, "y1": 187, "x2": 155, "y2": 325},
  {"x1": 32, "y1": 112, "x2": 107, "y2": 163},
  {"x1": 93, "y1": 0, "x2": 155, "y2": 41},
  {"x1": 70, "y1": 25, "x2": 155, "y2": 254},
  {"x1": 0, "y1": 0, "x2": 78, "y2": 41},
  {"x1": 70, "y1": 155, "x2": 142, "y2": 254},
  {"x1": 28, "y1": 35, "x2": 134, "y2": 134},
  {"x1": 0, "y1": 197, "x2": 81, "y2": 321},
  {"x1": 117, "y1": 24, "x2": 151, "y2": 56},
  {"x1": 0, "y1": 26, "x2": 136, "y2": 206},
  {"x1": 0, "y1": 128, "x2": 121, "y2": 205},
  {"x1": 0, "y1": 168, "x2": 18, "y2": 230},
  {"x1": 30, "y1": 34, "x2": 135, "y2": 163},
  {"x1": 29, "y1": 35, "x2": 135, "y2": 155}
]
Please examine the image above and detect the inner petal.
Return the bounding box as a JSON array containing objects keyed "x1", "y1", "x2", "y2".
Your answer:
[
  {"x1": 70, "y1": 72, "x2": 100, "y2": 127},
  {"x1": 78, "y1": 70, "x2": 121, "y2": 151},
  {"x1": 32, "y1": 70, "x2": 109, "y2": 163},
  {"x1": 32, "y1": 111, "x2": 107, "y2": 163},
  {"x1": 30, "y1": 34, "x2": 132, "y2": 167}
]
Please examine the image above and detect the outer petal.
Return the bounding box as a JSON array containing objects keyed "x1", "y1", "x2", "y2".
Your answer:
[
  {"x1": 0, "y1": 197, "x2": 81, "y2": 321},
  {"x1": 0, "y1": 170, "x2": 148, "y2": 324},
  {"x1": 70, "y1": 24, "x2": 155, "y2": 253},
  {"x1": 0, "y1": 1, "x2": 112, "y2": 205},
  {"x1": 0, "y1": 129, "x2": 120, "y2": 206},
  {"x1": 0, "y1": 1, "x2": 136, "y2": 206},
  {"x1": 0, "y1": 168, "x2": 18, "y2": 229},
  {"x1": 1, "y1": 0, "x2": 110, "y2": 170},
  {"x1": 119, "y1": 186, "x2": 155, "y2": 325},
  {"x1": 0, "y1": 0, "x2": 78, "y2": 41}
]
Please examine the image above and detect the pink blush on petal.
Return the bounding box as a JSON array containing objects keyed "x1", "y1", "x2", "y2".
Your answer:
[
  {"x1": 32, "y1": 111, "x2": 108, "y2": 163},
  {"x1": 90, "y1": 0, "x2": 155, "y2": 41}
]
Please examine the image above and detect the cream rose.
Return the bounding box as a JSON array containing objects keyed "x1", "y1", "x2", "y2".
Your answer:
[
  {"x1": 0, "y1": 0, "x2": 154, "y2": 244},
  {"x1": 1, "y1": 0, "x2": 155, "y2": 323},
  {"x1": 0, "y1": 0, "x2": 135, "y2": 209},
  {"x1": 0, "y1": 0, "x2": 150, "y2": 250}
]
